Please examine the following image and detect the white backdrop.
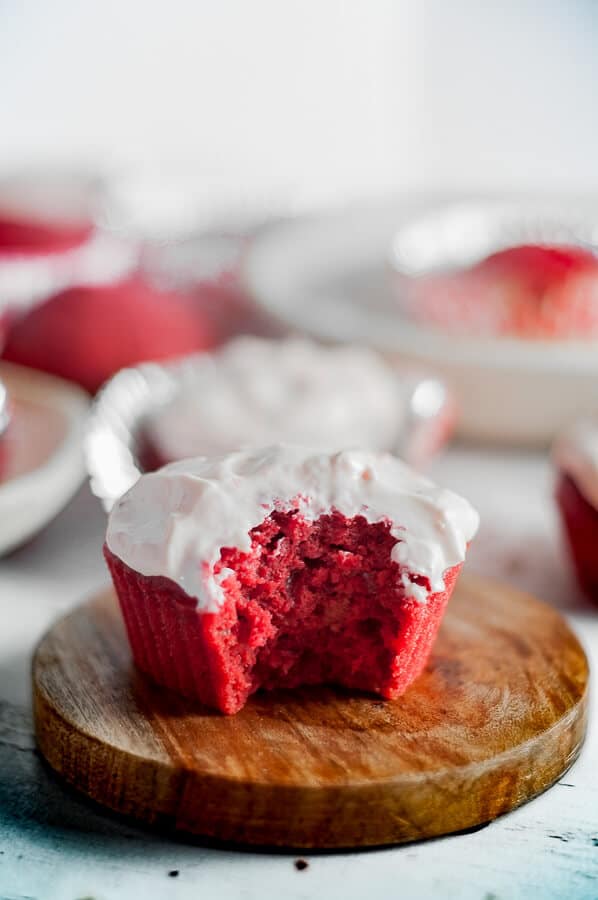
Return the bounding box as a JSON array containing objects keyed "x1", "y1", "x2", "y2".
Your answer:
[{"x1": 0, "y1": 0, "x2": 597, "y2": 210}]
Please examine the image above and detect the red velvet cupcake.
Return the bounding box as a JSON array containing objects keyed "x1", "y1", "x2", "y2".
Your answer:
[
  {"x1": 406, "y1": 244, "x2": 598, "y2": 339},
  {"x1": 3, "y1": 277, "x2": 215, "y2": 393},
  {"x1": 104, "y1": 445, "x2": 478, "y2": 714},
  {"x1": 554, "y1": 421, "x2": 598, "y2": 603},
  {"x1": 0, "y1": 173, "x2": 108, "y2": 314}
]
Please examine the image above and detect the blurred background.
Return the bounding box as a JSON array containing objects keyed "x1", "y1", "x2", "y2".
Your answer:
[
  {"x1": 2, "y1": 0, "x2": 598, "y2": 565},
  {"x1": 2, "y1": 0, "x2": 598, "y2": 204}
]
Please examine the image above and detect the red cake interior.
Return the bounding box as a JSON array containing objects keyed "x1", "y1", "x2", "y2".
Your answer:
[{"x1": 106, "y1": 510, "x2": 460, "y2": 714}]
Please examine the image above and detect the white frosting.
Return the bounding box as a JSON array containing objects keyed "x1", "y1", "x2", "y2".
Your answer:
[
  {"x1": 553, "y1": 420, "x2": 598, "y2": 509},
  {"x1": 106, "y1": 444, "x2": 479, "y2": 611},
  {"x1": 144, "y1": 337, "x2": 403, "y2": 461}
]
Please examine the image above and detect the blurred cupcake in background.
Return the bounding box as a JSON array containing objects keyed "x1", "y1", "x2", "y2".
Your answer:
[
  {"x1": 553, "y1": 420, "x2": 598, "y2": 605},
  {"x1": 85, "y1": 334, "x2": 455, "y2": 510},
  {"x1": 0, "y1": 168, "x2": 136, "y2": 320},
  {"x1": 0, "y1": 168, "x2": 253, "y2": 393},
  {"x1": 140, "y1": 336, "x2": 407, "y2": 469},
  {"x1": 3, "y1": 277, "x2": 216, "y2": 394},
  {"x1": 391, "y1": 202, "x2": 598, "y2": 340},
  {"x1": 0, "y1": 169, "x2": 95, "y2": 254}
]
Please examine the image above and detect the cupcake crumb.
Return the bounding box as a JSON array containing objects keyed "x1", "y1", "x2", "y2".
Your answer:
[{"x1": 294, "y1": 858, "x2": 309, "y2": 871}]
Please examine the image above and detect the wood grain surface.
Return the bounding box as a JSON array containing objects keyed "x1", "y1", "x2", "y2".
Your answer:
[{"x1": 32, "y1": 573, "x2": 589, "y2": 849}]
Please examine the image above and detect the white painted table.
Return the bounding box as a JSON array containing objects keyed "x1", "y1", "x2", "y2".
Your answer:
[{"x1": 1, "y1": 447, "x2": 597, "y2": 900}]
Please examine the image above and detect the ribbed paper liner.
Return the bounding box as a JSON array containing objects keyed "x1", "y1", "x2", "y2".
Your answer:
[{"x1": 105, "y1": 544, "x2": 461, "y2": 715}]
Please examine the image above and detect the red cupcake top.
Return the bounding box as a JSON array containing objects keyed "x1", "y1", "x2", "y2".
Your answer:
[{"x1": 408, "y1": 243, "x2": 598, "y2": 338}]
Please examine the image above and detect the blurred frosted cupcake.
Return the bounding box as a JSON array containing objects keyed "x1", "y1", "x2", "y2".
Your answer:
[
  {"x1": 141, "y1": 337, "x2": 410, "y2": 469},
  {"x1": 408, "y1": 245, "x2": 598, "y2": 339},
  {"x1": 0, "y1": 170, "x2": 96, "y2": 255},
  {"x1": 392, "y1": 204, "x2": 598, "y2": 340},
  {"x1": 0, "y1": 170, "x2": 136, "y2": 339},
  {"x1": 0, "y1": 170, "x2": 100, "y2": 309},
  {"x1": 554, "y1": 420, "x2": 598, "y2": 602}
]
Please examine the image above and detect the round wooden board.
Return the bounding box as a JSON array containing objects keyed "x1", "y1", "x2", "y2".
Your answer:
[{"x1": 33, "y1": 574, "x2": 589, "y2": 849}]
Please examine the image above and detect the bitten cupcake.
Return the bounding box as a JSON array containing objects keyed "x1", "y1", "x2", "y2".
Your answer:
[
  {"x1": 104, "y1": 445, "x2": 479, "y2": 714},
  {"x1": 554, "y1": 420, "x2": 598, "y2": 602}
]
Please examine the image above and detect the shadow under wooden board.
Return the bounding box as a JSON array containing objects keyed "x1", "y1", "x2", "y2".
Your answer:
[{"x1": 32, "y1": 573, "x2": 588, "y2": 849}]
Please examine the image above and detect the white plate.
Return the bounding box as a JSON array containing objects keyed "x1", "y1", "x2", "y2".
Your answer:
[
  {"x1": 243, "y1": 197, "x2": 598, "y2": 445},
  {"x1": 0, "y1": 363, "x2": 90, "y2": 555}
]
